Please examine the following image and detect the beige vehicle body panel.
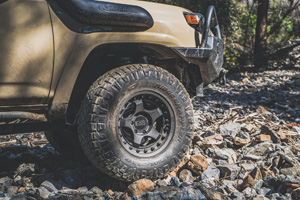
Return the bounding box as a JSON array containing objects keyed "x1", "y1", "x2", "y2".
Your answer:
[
  {"x1": 49, "y1": 0, "x2": 199, "y2": 115},
  {"x1": 0, "y1": 0, "x2": 53, "y2": 105}
]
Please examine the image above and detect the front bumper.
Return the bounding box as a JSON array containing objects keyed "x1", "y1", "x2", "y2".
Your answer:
[{"x1": 172, "y1": 6, "x2": 224, "y2": 87}]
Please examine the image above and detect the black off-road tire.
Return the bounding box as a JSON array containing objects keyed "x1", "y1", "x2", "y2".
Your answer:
[{"x1": 78, "y1": 64, "x2": 194, "y2": 182}]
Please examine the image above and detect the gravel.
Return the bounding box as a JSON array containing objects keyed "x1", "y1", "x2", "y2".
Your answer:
[{"x1": 0, "y1": 68, "x2": 299, "y2": 199}]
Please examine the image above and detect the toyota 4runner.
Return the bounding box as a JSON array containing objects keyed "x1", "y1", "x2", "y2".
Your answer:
[{"x1": 0, "y1": 0, "x2": 223, "y2": 182}]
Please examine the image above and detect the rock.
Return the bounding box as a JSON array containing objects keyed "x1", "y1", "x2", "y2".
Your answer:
[
  {"x1": 240, "y1": 163, "x2": 256, "y2": 172},
  {"x1": 245, "y1": 142, "x2": 274, "y2": 157},
  {"x1": 219, "y1": 122, "x2": 241, "y2": 138},
  {"x1": 7, "y1": 186, "x2": 18, "y2": 197},
  {"x1": 200, "y1": 134, "x2": 223, "y2": 147},
  {"x1": 292, "y1": 126, "x2": 300, "y2": 134},
  {"x1": 169, "y1": 156, "x2": 189, "y2": 177},
  {"x1": 254, "y1": 179, "x2": 264, "y2": 189},
  {"x1": 260, "y1": 126, "x2": 281, "y2": 143},
  {"x1": 41, "y1": 181, "x2": 58, "y2": 193},
  {"x1": 230, "y1": 191, "x2": 244, "y2": 200},
  {"x1": 201, "y1": 164, "x2": 220, "y2": 181},
  {"x1": 213, "y1": 159, "x2": 228, "y2": 165},
  {"x1": 90, "y1": 186, "x2": 103, "y2": 195},
  {"x1": 170, "y1": 177, "x2": 180, "y2": 187},
  {"x1": 255, "y1": 134, "x2": 271, "y2": 142},
  {"x1": 257, "y1": 187, "x2": 272, "y2": 196},
  {"x1": 250, "y1": 167, "x2": 263, "y2": 181},
  {"x1": 218, "y1": 164, "x2": 241, "y2": 180},
  {"x1": 128, "y1": 179, "x2": 155, "y2": 196},
  {"x1": 243, "y1": 154, "x2": 265, "y2": 161},
  {"x1": 252, "y1": 195, "x2": 269, "y2": 200},
  {"x1": 59, "y1": 169, "x2": 81, "y2": 189},
  {"x1": 243, "y1": 124, "x2": 257, "y2": 132},
  {"x1": 214, "y1": 148, "x2": 237, "y2": 164},
  {"x1": 168, "y1": 186, "x2": 207, "y2": 200},
  {"x1": 197, "y1": 185, "x2": 223, "y2": 200},
  {"x1": 261, "y1": 167, "x2": 275, "y2": 178},
  {"x1": 38, "y1": 187, "x2": 51, "y2": 199},
  {"x1": 0, "y1": 177, "x2": 13, "y2": 192},
  {"x1": 238, "y1": 175, "x2": 255, "y2": 191},
  {"x1": 155, "y1": 180, "x2": 167, "y2": 187},
  {"x1": 187, "y1": 154, "x2": 209, "y2": 175},
  {"x1": 179, "y1": 169, "x2": 195, "y2": 182},
  {"x1": 10, "y1": 193, "x2": 27, "y2": 200},
  {"x1": 291, "y1": 188, "x2": 300, "y2": 200},
  {"x1": 144, "y1": 186, "x2": 179, "y2": 200},
  {"x1": 280, "y1": 166, "x2": 300, "y2": 176},
  {"x1": 233, "y1": 137, "x2": 251, "y2": 146},
  {"x1": 14, "y1": 163, "x2": 36, "y2": 177},
  {"x1": 242, "y1": 187, "x2": 257, "y2": 198}
]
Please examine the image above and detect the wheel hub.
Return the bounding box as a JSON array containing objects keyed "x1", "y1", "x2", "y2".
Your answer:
[
  {"x1": 133, "y1": 116, "x2": 148, "y2": 131},
  {"x1": 117, "y1": 92, "x2": 174, "y2": 157}
]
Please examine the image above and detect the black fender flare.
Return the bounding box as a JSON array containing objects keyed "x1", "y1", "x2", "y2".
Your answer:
[{"x1": 47, "y1": 0, "x2": 154, "y2": 33}]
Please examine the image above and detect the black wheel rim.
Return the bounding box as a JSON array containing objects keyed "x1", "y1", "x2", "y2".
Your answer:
[{"x1": 117, "y1": 91, "x2": 175, "y2": 157}]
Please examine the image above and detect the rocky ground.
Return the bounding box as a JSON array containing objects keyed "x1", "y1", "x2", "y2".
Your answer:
[{"x1": 0, "y1": 68, "x2": 300, "y2": 200}]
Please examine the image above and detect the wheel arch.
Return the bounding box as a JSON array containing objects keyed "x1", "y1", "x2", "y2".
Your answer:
[{"x1": 49, "y1": 43, "x2": 200, "y2": 123}]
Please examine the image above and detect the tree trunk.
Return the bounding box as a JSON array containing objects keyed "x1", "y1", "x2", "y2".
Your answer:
[{"x1": 254, "y1": 0, "x2": 269, "y2": 71}]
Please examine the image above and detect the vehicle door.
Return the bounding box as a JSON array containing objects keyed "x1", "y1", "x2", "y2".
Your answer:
[{"x1": 0, "y1": 0, "x2": 53, "y2": 106}]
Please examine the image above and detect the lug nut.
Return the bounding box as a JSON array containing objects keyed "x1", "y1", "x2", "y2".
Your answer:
[
  {"x1": 143, "y1": 130, "x2": 146, "y2": 133},
  {"x1": 135, "y1": 130, "x2": 138, "y2": 133}
]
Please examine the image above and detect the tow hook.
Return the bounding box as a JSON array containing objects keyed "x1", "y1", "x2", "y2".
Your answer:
[{"x1": 219, "y1": 68, "x2": 228, "y2": 85}]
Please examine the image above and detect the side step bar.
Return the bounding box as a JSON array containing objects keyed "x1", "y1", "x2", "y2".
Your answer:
[
  {"x1": 0, "y1": 122, "x2": 50, "y2": 135},
  {"x1": 0, "y1": 111, "x2": 49, "y2": 135}
]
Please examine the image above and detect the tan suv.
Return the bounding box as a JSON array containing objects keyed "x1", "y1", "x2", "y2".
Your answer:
[{"x1": 0, "y1": 0, "x2": 223, "y2": 182}]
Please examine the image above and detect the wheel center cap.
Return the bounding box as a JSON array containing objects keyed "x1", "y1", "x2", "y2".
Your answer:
[{"x1": 134, "y1": 116, "x2": 148, "y2": 130}]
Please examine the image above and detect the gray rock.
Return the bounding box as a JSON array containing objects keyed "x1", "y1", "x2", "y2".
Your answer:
[
  {"x1": 243, "y1": 187, "x2": 257, "y2": 198},
  {"x1": 59, "y1": 169, "x2": 81, "y2": 189},
  {"x1": 236, "y1": 132, "x2": 251, "y2": 140},
  {"x1": 257, "y1": 187, "x2": 272, "y2": 196},
  {"x1": 7, "y1": 186, "x2": 18, "y2": 197},
  {"x1": 213, "y1": 159, "x2": 228, "y2": 165},
  {"x1": 243, "y1": 154, "x2": 265, "y2": 161},
  {"x1": 218, "y1": 164, "x2": 241, "y2": 180},
  {"x1": 280, "y1": 166, "x2": 300, "y2": 176},
  {"x1": 240, "y1": 163, "x2": 256, "y2": 172},
  {"x1": 254, "y1": 179, "x2": 264, "y2": 189},
  {"x1": 248, "y1": 142, "x2": 275, "y2": 156},
  {"x1": 41, "y1": 181, "x2": 58, "y2": 193},
  {"x1": 15, "y1": 163, "x2": 36, "y2": 177},
  {"x1": 230, "y1": 191, "x2": 244, "y2": 200},
  {"x1": 199, "y1": 179, "x2": 216, "y2": 187},
  {"x1": 0, "y1": 177, "x2": 13, "y2": 192},
  {"x1": 11, "y1": 193, "x2": 27, "y2": 200},
  {"x1": 292, "y1": 126, "x2": 300, "y2": 134},
  {"x1": 201, "y1": 164, "x2": 220, "y2": 181},
  {"x1": 198, "y1": 185, "x2": 224, "y2": 200},
  {"x1": 90, "y1": 186, "x2": 103, "y2": 195},
  {"x1": 38, "y1": 187, "x2": 51, "y2": 199},
  {"x1": 214, "y1": 148, "x2": 237, "y2": 164},
  {"x1": 155, "y1": 180, "x2": 167, "y2": 187},
  {"x1": 179, "y1": 169, "x2": 195, "y2": 182},
  {"x1": 219, "y1": 122, "x2": 241, "y2": 138},
  {"x1": 170, "y1": 177, "x2": 181, "y2": 187}
]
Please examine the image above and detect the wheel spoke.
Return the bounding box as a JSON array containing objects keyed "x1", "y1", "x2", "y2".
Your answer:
[
  {"x1": 120, "y1": 117, "x2": 132, "y2": 129},
  {"x1": 147, "y1": 127, "x2": 160, "y2": 140},
  {"x1": 147, "y1": 108, "x2": 163, "y2": 122},
  {"x1": 133, "y1": 134, "x2": 144, "y2": 145},
  {"x1": 134, "y1": 100, "x2": 145, "y2": 114}
]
